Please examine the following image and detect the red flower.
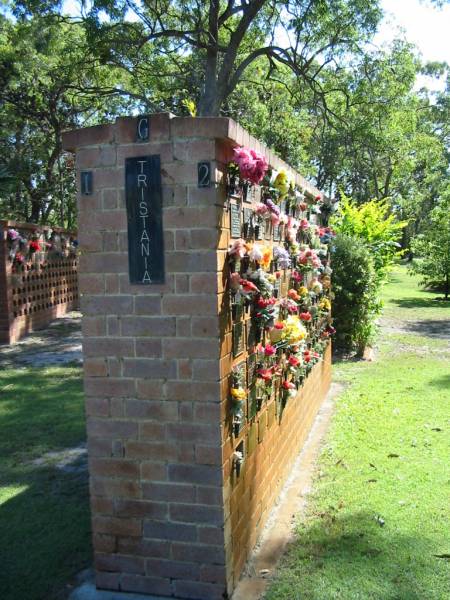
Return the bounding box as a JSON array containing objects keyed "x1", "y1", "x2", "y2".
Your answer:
[
  {"x1": 29, "y1": 240, "x2": 41, "y2": 252},
  {"x1": 257, "y1": 368, "x2": 273, "y2": 382},
  {"x1": 300, "y1": 312, "x2": 312, "y2": 322},
  {"x1": 274, "y1": 322, "x2": 284, "y2": 330},
  {"x1": 315, "y1": 194, "x2": 321, "y2": 202},
  {"x1": 282, "y1": 380, "x2": 296, "y2": 390},
  {"x1": 275, "y1": 271, "x2": 282, "y2": 279},
  {"x1": 288, "y1": 355, "x2": 301, "y2": 367},
  {"x1": 240, "y1": 279, "x2": 258, "y2": 294},
  {"x1": 303, "y1": 350, "x2": 311, "y2": 363},
  {"x1": 264, "y1": 344, "x2": 276, "y2": 357},
  {"x1": 291, "y1": 270, "x2": 303, "y2": 283}
]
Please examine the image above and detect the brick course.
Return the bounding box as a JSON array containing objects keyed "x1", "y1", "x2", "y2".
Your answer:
[{"x1": 63, "y1": 113, "x2": 330, "y2": 599}]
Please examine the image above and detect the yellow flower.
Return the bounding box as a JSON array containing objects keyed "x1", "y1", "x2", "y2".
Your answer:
[
  {"x1": 273, "y1": 170, "x2": 290, "y2": 196},
  {"x1": 298, "y1": 286, "x2": 308, "y2": 297},
  {"x1": 319, "y1": 298, "x2": 331, "y2": 312},
  {"x1": 231, "y1": 387, "x2": 246, "y2": 401},
  {"x1": 260, "y1": 246, "x2": 272, "y2": 270},
  {"x1": 281, "y1": 315, "x2": 307, "y2": 344}
]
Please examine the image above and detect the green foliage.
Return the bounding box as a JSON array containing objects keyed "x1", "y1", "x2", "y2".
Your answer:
[
  {"x1": 331, "y1": 234, "x2": 380, "y2": 355},
  {"x1": 331, "y1": 194, "x2": 407, "y2": 283},
  {"x1": 409, "y1": 191, "x2": 450, "y2": 298}
]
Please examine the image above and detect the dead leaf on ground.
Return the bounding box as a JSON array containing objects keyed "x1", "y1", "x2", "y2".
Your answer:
[{"x1": 388, "y1": 453, "x2": 400, "y2": 458}]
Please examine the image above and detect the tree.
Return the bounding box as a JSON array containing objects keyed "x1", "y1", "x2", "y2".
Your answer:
[
  {"x1": 0, "y1": 12, "x2": 135, "y2": 226},
  {"x1": 15, "y1": 0, "x2": 383, "y2": 117},
  {"x1": 409, "y1": 191, "x2": 450, "y2": 299}
]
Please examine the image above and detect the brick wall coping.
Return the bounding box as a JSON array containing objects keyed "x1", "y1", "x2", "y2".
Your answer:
[{"x1": 62, "y1": 113, "x2": 324, "y2": 199}]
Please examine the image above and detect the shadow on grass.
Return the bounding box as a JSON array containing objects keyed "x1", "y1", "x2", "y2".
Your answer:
[
  {"x1": 0, "y1": 365, "x2": 84, "y2": 461},
  {"x1": 390, "y1": 297, "x2": 450, "y2": 310},
  {"x1": 0, "y1": 366, "x2": 90, "y2": 600},
  {"x1": 271, "y1": 510, "x2": 446, "y2": 600},
  {"x1": 0, "y1": 464, "x2": 91, "y2": 600},
  {"x1": 402, "y1": 319, "x2": 450, "y2": 340},
  {"x1": 429, "y1": 373, "x2": 450, "y2": 390}
]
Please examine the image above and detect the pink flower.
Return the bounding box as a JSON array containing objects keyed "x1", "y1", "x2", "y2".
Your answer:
[
  {"x1": 282, "y1": 380, "x2": 296, "y2": 390},
  {"x1": 300, "y1": 312, "x2": 312, "y2": 322},
  {"x1": 288, "y1": 355, "x2": 301, "y2": 367},
  {"x1": 228, "y1": 239, "x2": 247, "y2": 258},
  {"x1": 233, "y1": 147, "x2": 268, "y2": 185},
  {"x1": 255, "y1": 203, "x2": 269, "y2": 216},
  {"x1": 264, "y1": 344, "x2": 276, "y2": 357},
  {"x1": 299, "y1": 218, "x2": 309, "y2": 230}
]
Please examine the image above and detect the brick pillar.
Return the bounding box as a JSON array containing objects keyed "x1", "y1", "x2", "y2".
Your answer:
[
  {"x1": 63, "y1": 113, "x2": 331, "y2": 599},
  {"x1": 0, "y1": 222, "x2": 12, "y2": 344}
]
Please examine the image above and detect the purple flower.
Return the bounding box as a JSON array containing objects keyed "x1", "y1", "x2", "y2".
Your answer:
[
  {"x1": 7, "y1": 228, "x2": 20, "y2": 241},
  {"x1": 273, "y1": 246, "x2": 291, "y2": 269}
]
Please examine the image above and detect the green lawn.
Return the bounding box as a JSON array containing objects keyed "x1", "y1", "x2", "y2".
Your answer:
[
  {"x1": 0, "y1": 365, "x2": 90, "y2": 600},
  {"x1": 266, "y1": 266, "x2": 450, "y2": 600}
]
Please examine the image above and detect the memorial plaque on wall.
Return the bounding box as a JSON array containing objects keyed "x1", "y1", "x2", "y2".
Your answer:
[
  {"x1": 247, "y1": 352, "x2": 257, "y2": 387},
  {"x1": 230, "y1": 203, "x2": 242, "y2": 238},
  {"x1": 243, "y1": 208, "x2": 254, "y2": 239},
  {"x1": 232, "y1": 322, "x2": 245, "y2": 357},
  {"x1": 273, "y1": 278, "x2": 281, "y2": 298},
  {"x1": 264, "y1": 219, "x2": 272, "y2": 240},
  {"x1": 125, "y1": 155, "x2": 164, "y2": 284},
  {"x1": 273, "y1": 224, "x2": 281, "y2": 242},
  {"x1": 248, "y1": 385, "x2": 258, "y2": 420}
]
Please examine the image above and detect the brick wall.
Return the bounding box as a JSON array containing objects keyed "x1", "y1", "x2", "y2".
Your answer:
[
  {"x1": 62, "y1": 113, "x2": 331, "y2": 599},
  {"x1": 0, "y1": 221, "x2": 79, "y2": 344}
]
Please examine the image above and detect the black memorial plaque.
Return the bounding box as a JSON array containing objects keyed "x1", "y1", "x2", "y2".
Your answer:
[
  {"x1": 230, "y1": 203, "x2": 242, "y2": 238},
  {"x1": 125, "y1": 155, "x2": 164, "y2": 284},
  {"x1": 81, "y1": 171, "x2": 93, "y2": 195}
]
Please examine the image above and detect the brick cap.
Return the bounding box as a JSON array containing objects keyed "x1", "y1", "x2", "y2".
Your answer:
[
  {"x1": 69, "y1": 581, "x2": 181, "y2": 600},
  {"x1": 62, "y1": 112, "x2": 324, "y2": 197}
]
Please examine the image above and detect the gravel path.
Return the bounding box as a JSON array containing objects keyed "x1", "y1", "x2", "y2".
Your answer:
[{"x1": 0, "y1": 311, "x2": 82, "y2": 369}]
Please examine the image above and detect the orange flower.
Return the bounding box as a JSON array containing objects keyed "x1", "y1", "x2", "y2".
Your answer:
[
  {"x1": 260, "y1": 246, "x2": 272, "y2": 270},
  {"x1": 288, "y1": 288, "x2": 300, "y2": 302}
]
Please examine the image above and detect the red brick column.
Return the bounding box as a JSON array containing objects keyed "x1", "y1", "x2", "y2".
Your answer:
[
  {"x1": 63, "y1": 114, "x2": 331, "y2": 599},
  {"x1": 0, "y1": 223, "x2": 12, "y2": 344}
]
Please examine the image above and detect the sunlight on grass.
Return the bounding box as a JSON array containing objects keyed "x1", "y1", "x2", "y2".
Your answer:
[
  {"x1": 0, "y1": 484, "x2": 29, "y2": 506},
  {"x1": 266, "y1": 265, "x2": 450, "y2": 600}
]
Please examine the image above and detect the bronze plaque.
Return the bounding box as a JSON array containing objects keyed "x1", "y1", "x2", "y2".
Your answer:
[{"x1": 230, "y1": 203, "x2": 242, "y2": 238}]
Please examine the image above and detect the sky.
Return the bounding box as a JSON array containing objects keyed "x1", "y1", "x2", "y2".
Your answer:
[{"x1": 376, "y1": 0, "x2": 450, "y2": 62}]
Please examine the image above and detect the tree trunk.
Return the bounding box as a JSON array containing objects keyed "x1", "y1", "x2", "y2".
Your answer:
[{"x1": 197, "y1": 0, "x2": 220, "y2": 116}]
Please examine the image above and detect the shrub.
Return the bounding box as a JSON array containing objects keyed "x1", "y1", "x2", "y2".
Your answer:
[
  {"x1": 409, "y1": 192, "x2": 450, "y2": 299},
  {"x1": 331, "y1": 234, "x2": 380, "y2": 355},
  {"x1": 330, "y1": 194, "x2": 407, "y2": 284}
]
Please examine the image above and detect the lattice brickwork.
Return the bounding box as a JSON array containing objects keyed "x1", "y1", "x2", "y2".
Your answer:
[{"x1": 0, "y1": 220, "x2": 79, "y2": 344}]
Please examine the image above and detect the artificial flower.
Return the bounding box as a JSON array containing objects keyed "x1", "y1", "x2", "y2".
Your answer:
[
  {"x1": 300, "y1": 311, "x2": 312, "y2": 322},
  {"x1": 231, "y1": 387, "x2": 246, "y2": 401},
  {"x1": 233, "y1": 146, "x2": 268, "y2": 185},
  {"x1": 281, "y1": 315, "x2": 307, "y2": 344},
  {"x1": 7, "y1": 228, "x2": 20, "y2": 241},
  {"x1": 319, "y1": 298, "x2": 331, "y2": 312},
  {"x1": 29, "y1": 240, "x2": 41, "y2": 252},
  {"x1": 260, "y1": 246, "x2": 272, "y2": 270},
  {"x1": 230, "y1": 272, "x2": 241, "y2": 290},
  {"x1": 273, "y1": 170, "x2": 290, "y2": 196},
  {"x1": 288, "y1": 289, "x2": 300, "y2": 302},
  {"x1": 288, "y1": 355, "x2": 301, "y2": 367},
  {"x1": 274, "y1": 321, "x2": 285, "y2": 330},
  {"x1": 249, "y1": 244, "x2": 263, "y2": 262},
  {"x1": 257, "y1": 368, "x2": 274, "y2": 382},
  {"x1": 273, "y1": 246, "x2": 291, "y2": 269},
  {"x1": 228, "y1": 238, "x2": 248, "y2": 258},
  {"x1": 263, "y1": 344, "x2": 276, "y2": 357}
]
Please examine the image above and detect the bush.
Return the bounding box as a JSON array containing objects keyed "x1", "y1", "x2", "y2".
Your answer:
[
  {"x1": 331, "y1": 194, "x2": 407, "y2": 284},
  {"x1": 409, "y1": 193, "x2": 450, "y2": 300},
  {"x1": 331, "y1": 234, "x2": 380, "y2": 355}
]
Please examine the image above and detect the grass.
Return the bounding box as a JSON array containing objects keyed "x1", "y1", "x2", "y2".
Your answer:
[
  {"x1": 266, "y1": 266, "x2": 450, "y2": 600},
  {"x1": 0, "y1": 364, "x2": 90, "y2": 600}
]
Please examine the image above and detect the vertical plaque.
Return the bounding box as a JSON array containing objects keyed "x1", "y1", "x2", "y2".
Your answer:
[
  {"x1": 232, "y1": 322, "x2": 245, "y2": 357},
  {"x1": 273, "y1": 224, "x2": 281, "y2": 241},
  {"x1": 243, "y1": 208, "x2": 253, "y2": 239},
  {"x1": 125, "y1": 155, "x2": 164, "y2": 284},
  {"x1": 80, "y1": 171, "x2": 93, "y2": 195},
  {"x1": 230, "y1": 203, "x2": 242, "y2": 238}
]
